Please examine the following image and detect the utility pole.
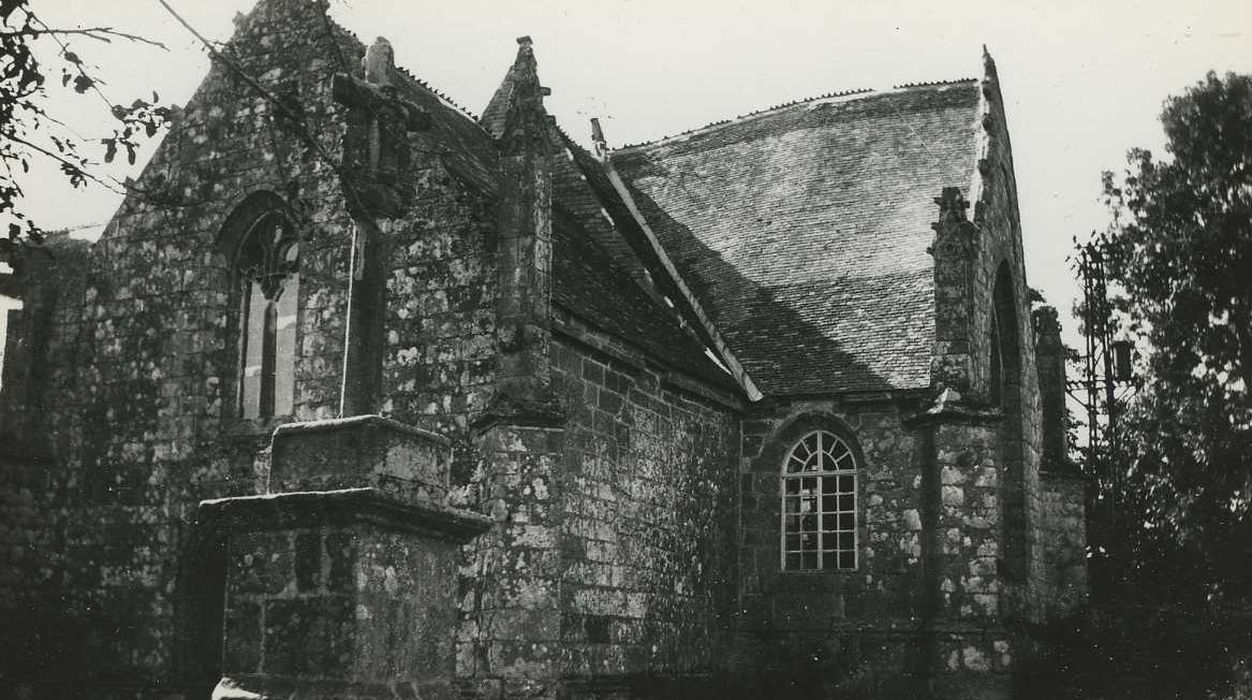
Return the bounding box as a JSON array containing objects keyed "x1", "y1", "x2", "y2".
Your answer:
[{"x1": 1068, "y1": 238, "x2": 1135, "y2": 526}]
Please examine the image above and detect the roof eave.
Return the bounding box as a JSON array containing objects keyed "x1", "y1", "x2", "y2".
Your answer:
[{"x1": 591, "y1": 148, "x2": 764, "y2": 403}]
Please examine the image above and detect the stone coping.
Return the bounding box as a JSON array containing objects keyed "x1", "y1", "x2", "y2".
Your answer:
[
  {"x1": 904, "y1": 404, "x2": 1004, "y2": 428},
  {"x1": 199, "y1": 487, "x2": 491, "y2": 541},
  {"x1": 271, "y1": 413, "x2": 450, "y2": 446},
  {"x1": 1040, "y1": 467, "x2": 1088, "y2": 482}
]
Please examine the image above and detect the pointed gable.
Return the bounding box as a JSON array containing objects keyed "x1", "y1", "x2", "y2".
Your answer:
[
  {"x1": 477, "y1": 42, "x2": 738, "y2": 392},
  {"x1": 611, "y1": 81, "x2": 983, "y2": 395}
]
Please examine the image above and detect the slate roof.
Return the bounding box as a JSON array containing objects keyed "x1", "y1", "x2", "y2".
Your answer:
[
  {"x1": 549, "y1": 130, "x2": 737, "y2": 392},
  {"x1": 611, "y1": 81, "x2": 982, "y2": 395},
  {"x1": 551, "y1": 205, "x2": 738, "y2": 393}
]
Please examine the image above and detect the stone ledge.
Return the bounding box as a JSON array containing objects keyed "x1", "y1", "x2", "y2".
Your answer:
[
  {"x1": 269, "y1": 414, "x2": 451, "y2": 504},
  {"x1": 471, "y1": 394, "x2": 566, "y2": 433},
  {"x1": 199, "y1": 487, "x2": 492, "y2": 542},
  {"x1": 272, "y1": 414, "x2": 449, "y2": 445},
  {"x1": 905, "y1": 403, "x2": 1004, "y2": 428},
  {"x1": 214, "y1": 674, "x2": 454, "y2": 700}
]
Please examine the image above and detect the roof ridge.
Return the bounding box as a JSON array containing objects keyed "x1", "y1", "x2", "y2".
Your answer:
[
  {"x1": 393, "y1": 65, "x2": 482, "y2": 123},
  {"x1": 891, "y1": 77, "x2": 976, "y2": 89},
  {"x1": 615, "y1": 87, "x2": 873, "y2": 150},
  {"x1": 614, "y1": 80, "x2": 979, "y2": 152}
]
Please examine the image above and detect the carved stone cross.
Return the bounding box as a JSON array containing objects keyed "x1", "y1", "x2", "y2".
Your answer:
[
  {"x1": 331, "y1": 38, "x2": 432, "y2": 416},
  {"x1": 332, "y1": 37, "x2": 431, "y2": 219}
]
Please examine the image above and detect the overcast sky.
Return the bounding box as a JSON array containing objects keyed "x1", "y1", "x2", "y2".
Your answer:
[{"x1": 13, "y1": 0, "x2": 1252, "y2": 339}]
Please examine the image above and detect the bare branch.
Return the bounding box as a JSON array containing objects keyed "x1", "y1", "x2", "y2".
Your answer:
[
  {"x1": 29, "y1": 15, "x2": 120, "y2": 115},
  {"x1": 3, "y1": 131, "x2": 124, "y2": 194},
  {"x1": 0, "y1": 27, "x2": 168, "y2": 50}
]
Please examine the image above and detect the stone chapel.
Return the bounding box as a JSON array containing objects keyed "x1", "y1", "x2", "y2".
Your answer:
[{"x1": 0, "y1": 0, "x2": 1087, "y2": 697}]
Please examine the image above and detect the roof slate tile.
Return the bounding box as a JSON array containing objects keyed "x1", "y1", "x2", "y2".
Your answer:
[{"x1": 612, "y1": 82, "x2": 981, "y2": 394}]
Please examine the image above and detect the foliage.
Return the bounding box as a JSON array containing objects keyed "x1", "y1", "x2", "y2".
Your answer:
[
  {"x1": 1024, "y1": 604, "x2": 1252, "y2": 699},
  {"x1": 0, "y1": 0, "x2": 173, "y2": 264},
  {"x1": 1097, "y1": 71, "x2": 1252, "y2": 603}
]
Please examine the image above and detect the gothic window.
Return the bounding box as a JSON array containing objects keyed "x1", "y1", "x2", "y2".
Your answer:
[
  {"x1": 989, "y1": 305, "x2": 1005, "y2": 406},
  {"x1": 232, "y1": 210, "x2": 299, "y2": 419},
  {"x1": 781, "y1": 430, "x2": 858, "y2": 572}
]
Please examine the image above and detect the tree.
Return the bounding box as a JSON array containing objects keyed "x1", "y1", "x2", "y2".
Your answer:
[
  {"x1": 0, "y1": 0, "x2": 173, "y2": 268},
  {"x1": 1100, "y1": 71, "x2": 1252, "y2": 603}
]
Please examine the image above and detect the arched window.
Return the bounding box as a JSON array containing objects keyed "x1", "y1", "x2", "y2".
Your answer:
[
  {"x1": 230, "y1": 206, "x2": 299, "y2": 419},
  {"x1": 992, "y1": 262, "x2": 1027, "y2": 585},
  {"x1": 781, "y1": 430, "x2": 858, "y2": 571},
  {"x1": 989, "y1": 304, "x2": 1005, "y2": 406}
]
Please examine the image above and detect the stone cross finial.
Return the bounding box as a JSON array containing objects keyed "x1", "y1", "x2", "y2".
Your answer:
[
  {"x1": 363, "y1": 37, "x2": 395, "y2": 87},
  {"x1": 332, "y1": 36, "x2": 430, "y2": 218},
  {"x1": 933, "y1": 187, "x2": 969, "y2": 225},
  {"x1": 590, "y1": 118, "x2": 608, "y2": 159}
]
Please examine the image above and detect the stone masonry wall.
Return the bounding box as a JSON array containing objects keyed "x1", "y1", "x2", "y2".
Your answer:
[
  {"x1": 737, "y1": 396, "x2": 934, "y2": 692},
  {"x1": 459, "y1": 312, "x2": 740, "y2": 696},
  {"x1": 1039, "y1": 474, "x2": 1087, "y2": 618},
  {"x1": 0, "y1": 236, "x2": 92, "y2": 682},
  {"x1": 0, "y1": 1, "x2": 496, "y2": 694},
  {"x1": 550, "y1": 323, "x2": 739, "y2": 687},
  {"x1": 380, "y1": 155, "x2": 498, "y2": 482},
  {"x1": 967, "y1": 55, "x2": 1047, "y2": 624},
  {"x1": 222, "y1": 523, "x2": 464, "y2": 697}
]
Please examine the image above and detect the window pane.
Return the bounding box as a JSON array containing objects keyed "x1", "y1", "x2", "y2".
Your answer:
[
  {"x1": 803, "y1": 433, "x2": 818, "y2": 454},
  {"x1": 241, "y1": 281, "x2": 267, "y2": 419},
  {"x1": 780, "y1": 431, "x2": 859, "y2": 573},
  {"x1": 273, "y1": 274, "x2": 298, "y2": 416}
]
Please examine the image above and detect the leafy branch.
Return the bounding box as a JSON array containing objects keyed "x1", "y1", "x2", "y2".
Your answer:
[{"x1": 0, "y1": 0, "x2": 177, "y2": 258}]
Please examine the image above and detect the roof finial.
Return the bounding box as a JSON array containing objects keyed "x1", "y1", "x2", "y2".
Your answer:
[
  {"x1": 364, "y1": 36, "x2": 396, "y2": 87},
  {"x1": 517, "y1": 35, "x2": 533, "y2": 48},
  {"x1": 590, "y1": 118, "x2": 608, "y2": 159},
  {"x1": 933, "y1": 187, "x2": 969, "y2": 226},
  {"x1": 981, "y1": 44, "x2": 999, "y2": 87}
]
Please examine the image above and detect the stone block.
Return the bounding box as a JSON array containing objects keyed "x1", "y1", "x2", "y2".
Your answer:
[
  {"x1": 205, "y1": 488, "x2": 490, "y2": 696},
  {"x1": 270, "y1": 414, "x2": 451, "y2": 505}
]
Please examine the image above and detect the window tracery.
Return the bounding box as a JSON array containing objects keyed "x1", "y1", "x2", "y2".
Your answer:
[{"x1": 233, "y1": 210, "x2": 299, "y2": 419}]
